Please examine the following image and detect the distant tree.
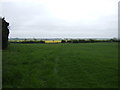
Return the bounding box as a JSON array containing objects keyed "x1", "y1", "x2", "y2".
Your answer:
[
  {"x1": 39, "y1": 40, "x2": 45, "y2": 43},
  {"x1": 72, "y1": 40, "x2": 79, "y2": 43},
  {"x1": 67, "y1": 40, "x2": 72, "y2": 43},
  {"x1": 61, "y1": 40, "x2": 66, "y2": 43},
  {"x1": 1, "y1": 17, "x2": 10, "y2": 49},
  {"x1": 109, "y1": 38, "x2": 118, "y2": 42},
  {"x1": 88, "y1": 39, "x2": 95, "y2": 43},
  {"x1": 78, "y1": 39, "x2": 86, "y2": 43},
  {"x1": 34, "y1": 38, "x2": 37, "y2": 41}
]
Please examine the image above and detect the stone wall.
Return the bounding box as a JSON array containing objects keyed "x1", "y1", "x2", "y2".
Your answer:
[{"x1": 0, "y1": 18, "x2": 9, "y2": 50}]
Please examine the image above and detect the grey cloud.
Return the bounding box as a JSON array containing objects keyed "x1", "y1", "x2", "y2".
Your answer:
[{"x1": 2, "y1": 1, "x2": 118, "y2": 38}]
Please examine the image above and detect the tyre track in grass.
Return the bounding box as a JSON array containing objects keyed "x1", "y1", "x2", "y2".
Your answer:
[
  {"x1": 53, "y1": 44, "x2": 64, "y2": 88},
  {"x1": 53, "y1": 57, "x2": 59, "y2": 88}
]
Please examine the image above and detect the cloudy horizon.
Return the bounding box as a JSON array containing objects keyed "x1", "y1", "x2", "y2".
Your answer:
[{"x1": 1, "y1": 0, "x2": 119, "y2": 39}]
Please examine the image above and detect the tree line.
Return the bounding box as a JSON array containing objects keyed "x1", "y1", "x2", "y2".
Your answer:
[
  {"x1": 1, "y1": 17, "x2": 119, "y2": 49},
  {"x1": 61, "y1": 38, "x2": 120, "y2": 43},
  {"x1": 9, "y1": 38, "x2": 120, "y2": 44}
]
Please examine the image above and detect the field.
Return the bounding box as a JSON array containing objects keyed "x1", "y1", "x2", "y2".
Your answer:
[
  {"x1": 9, "y1": 40, "x2": 62, "y2": 43},
  {"x1": 2, "y1": 43, "x2": 118, "y2": 88}
]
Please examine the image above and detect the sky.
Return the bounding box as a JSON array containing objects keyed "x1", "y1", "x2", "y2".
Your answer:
[{"x1": 0, "y1": 0, "x2": 119, "y2": 39}]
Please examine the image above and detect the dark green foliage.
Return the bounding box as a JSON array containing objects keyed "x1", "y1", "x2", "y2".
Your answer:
[
  {"x1": 39, "y1": 40, "x2": 45, "y2": 43},
  {"x1": 109, "y1": 38, "x2": 118, "y2": 42},
  {"x1": 1, "y1": 17, "x2": 9, "y2": 50},
  {"x1": 61, "y1": 39, "x2": 120, "y2": 43},
  {"x1": 66, "y1": 40, "x2": 72, "y2": 43},
  {"x1": 72, "y1": 40, "x2": 79, "y2": 43},
  {"x1": 88, "y1": 39, "x2": 95, "y2": 43},
  {"x1": 61, "y1": 40, "x2": 66, "y2": 43},
  {"x1": 78, "y1": 39, "x2": 86, "y2": 43},
  {"x1": 21, "y1": 40, "x2": 45, "y2": 43}
]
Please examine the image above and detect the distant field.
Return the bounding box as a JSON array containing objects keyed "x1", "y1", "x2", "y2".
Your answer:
[
  {"x1": 2, "y1": 43, "x2": 118, "y2": 88},
  {"x1": 9, "y1": 40, "x2": 62, "y2": 43}
]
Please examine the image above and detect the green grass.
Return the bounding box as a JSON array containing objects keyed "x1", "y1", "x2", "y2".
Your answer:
[{"x1": 2, "y1": 43, "x2": 118, "y2": 88}]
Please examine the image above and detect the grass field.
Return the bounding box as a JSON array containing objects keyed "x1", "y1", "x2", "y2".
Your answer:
[{"x1": 2, "y1": 43, "x2": 118, "y2": 88}]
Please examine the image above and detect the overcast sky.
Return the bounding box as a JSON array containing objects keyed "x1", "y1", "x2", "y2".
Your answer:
[{"x1": 1, "y1": 0, "x2": 119, "y2": 38}]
